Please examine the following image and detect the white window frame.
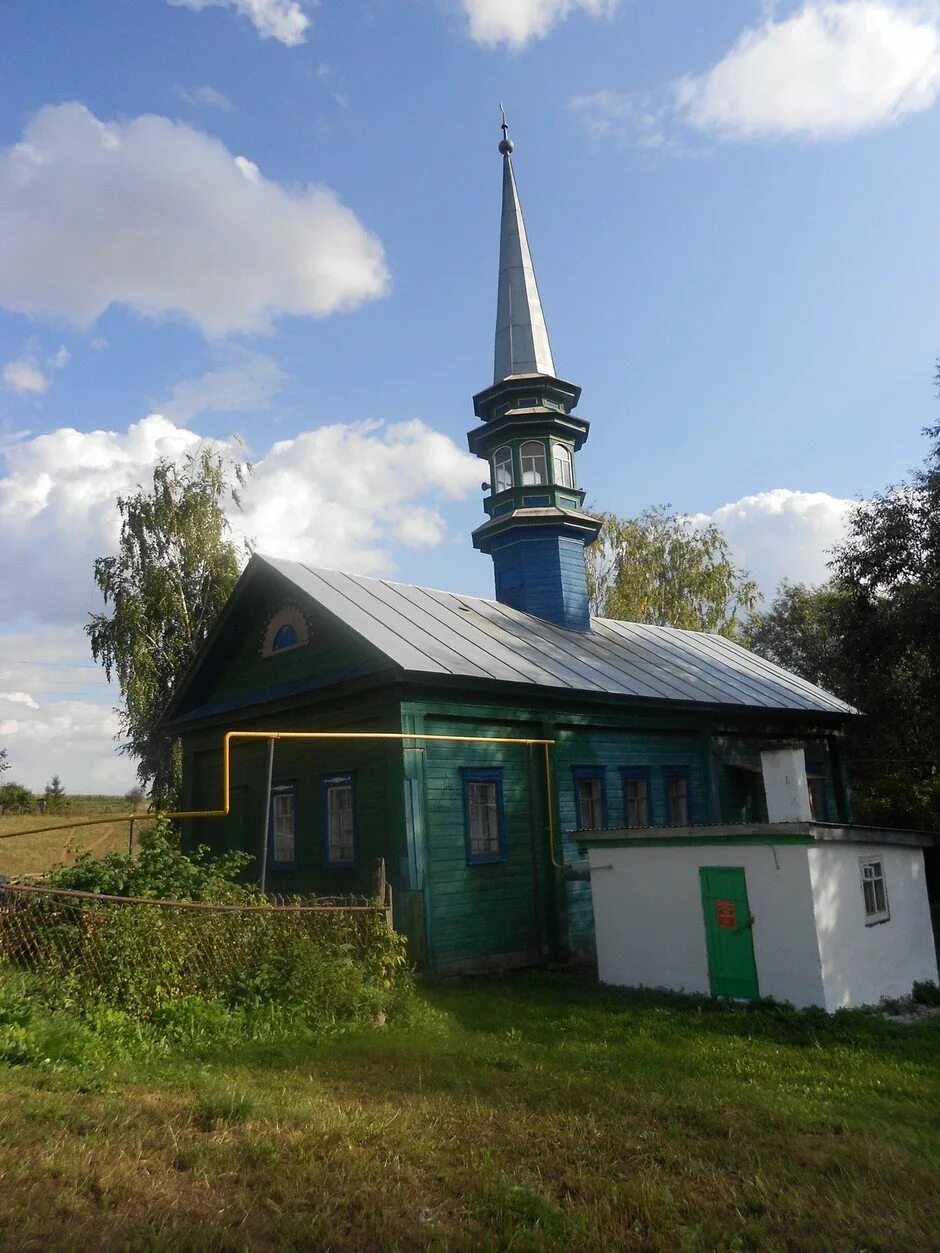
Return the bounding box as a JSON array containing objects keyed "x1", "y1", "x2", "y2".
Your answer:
[
  {"x1": 520, "y1": 441, "x2": 547, "y2": 486},
  {"x1": 860, "y1": 857, "x2": 890, "y2": 924},
  {"x1": 552, "y1": 443, "x2": 574, "y2": 489},
  {"x1": 492, "y1": 446, "x2": 513, "y2": 493},
  {"x1": 270, "y1": 786, "x2": 296, "y2": 865},
  {"x1": 324, "y1": 774, "x2": 356, "y2": 868}
]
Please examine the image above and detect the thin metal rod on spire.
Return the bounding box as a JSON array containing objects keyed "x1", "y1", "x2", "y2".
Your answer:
[{"x1": 493, "y1": 119, "x2": 555, "y2": 382}]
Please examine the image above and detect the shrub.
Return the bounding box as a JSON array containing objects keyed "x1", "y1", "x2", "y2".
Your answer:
[
  {"x1": 47, "y1": 820, "x2": 255, "y2": 902},
  {"x1": 4, "y1": 829, "x2": 414, "y2": 1046},
  {"x1": 0, "y1": 782, "x2": 36, "y2": 815}
]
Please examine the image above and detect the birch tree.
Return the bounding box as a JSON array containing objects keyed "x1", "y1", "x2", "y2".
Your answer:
[
  {"x1": 586, "y1": 505, "x2": 759, "y2": 639},
  {"x1": 86, "y1": 448, "x2": 249, "y2": 808}
]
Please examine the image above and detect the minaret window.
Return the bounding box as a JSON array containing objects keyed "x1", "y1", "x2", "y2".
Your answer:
[
  {"x1": 492, "y1": 446, "x2": 513, "y2": 493},
  {"x1": 520, "y1": 441, "x2": 547, "y2": 486},
  {"x1": 553, "y1": 444, "x2": 574, "y2": 489}
]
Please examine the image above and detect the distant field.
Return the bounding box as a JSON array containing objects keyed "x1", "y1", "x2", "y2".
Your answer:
[{"x1": 0, "y1": 804, "x2": 155, "y2": 880}]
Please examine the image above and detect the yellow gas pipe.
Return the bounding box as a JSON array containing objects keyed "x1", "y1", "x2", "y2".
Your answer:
[{"x1": 1, "y1": 730, "x2": 564, "y2": 870}]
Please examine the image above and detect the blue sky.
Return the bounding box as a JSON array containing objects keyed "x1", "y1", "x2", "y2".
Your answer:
[{"x1": 1, "y1": 0, "x2": 939, "y2": 789}]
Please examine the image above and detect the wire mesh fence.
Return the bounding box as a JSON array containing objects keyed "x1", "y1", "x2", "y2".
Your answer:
[{"x1": 0, "y1": 882, "x2": 400, "y2": 1021}]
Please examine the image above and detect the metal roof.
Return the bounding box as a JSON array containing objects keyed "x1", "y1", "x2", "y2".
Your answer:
[
  {"x1": 493, "y1": 138, "x2": 555, "y2": 383},
  {"x1": 261, "y1": 556, "x2": 857, "y2": 717}
]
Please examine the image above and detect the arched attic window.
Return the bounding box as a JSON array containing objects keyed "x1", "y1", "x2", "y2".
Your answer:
[
  {"x1": 261, "y1": 606, "x2": 310, "y2": 658},
  {"x1": 553, "y1": 444, "x2": 574, "y2": 488},
  {"x1": 520, "y1": 441, "x2": 547, "y2": 486},
  {"x1": 492, "y1": 446, "x2": 513, "y2": 492}
]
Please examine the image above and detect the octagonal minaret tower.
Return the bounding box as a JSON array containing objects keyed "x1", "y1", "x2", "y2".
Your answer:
[{"x1": 468, "y1": 117, "x2": 600, "y2": 632}]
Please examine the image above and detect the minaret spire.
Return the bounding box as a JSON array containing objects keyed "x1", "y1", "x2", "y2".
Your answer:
[
  {"x1": 468, "y1": 116, "x2": 600, "y2": 632},
  {"x1": 494, "y1": 112, "x2": 555, "y2": 383}
]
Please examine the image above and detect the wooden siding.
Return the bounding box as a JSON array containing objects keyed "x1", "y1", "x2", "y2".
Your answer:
[
  {"x1": 401, "y1": 694, "x2": 844, "y2": 970},
  {"x1": 171, "y1": 569, "x2": 389, "y2": 723},
  {"x1": 181, "y1": 696, "x2": 405, "y2": 901},
  {"x1": 417, "y1": 709, "x2": 549, "y2": 973}
]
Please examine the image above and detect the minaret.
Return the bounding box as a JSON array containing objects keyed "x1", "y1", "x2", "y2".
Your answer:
[{"x1": 469, "y1": 117, "x2": 600, "y2": 632}]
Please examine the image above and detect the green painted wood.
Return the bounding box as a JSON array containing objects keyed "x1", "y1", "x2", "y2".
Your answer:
[
  {"x1": 699, "y1": 867, "x2": 760, "y2": 1000},
  {"x1": 176, "y1": 609, "x2": 849, "y2": 975}
]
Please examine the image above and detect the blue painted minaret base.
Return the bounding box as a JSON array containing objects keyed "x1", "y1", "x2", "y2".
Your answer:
[{"x1": 489, "y1": 528, "x2": 592, "y2": 632}]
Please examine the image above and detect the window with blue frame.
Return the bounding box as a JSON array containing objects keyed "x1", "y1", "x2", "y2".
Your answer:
[
  {"x1": 573, "y1": 766, "x2": 606, "y2": 830},
  {"x1": 270, "y1": 785, "x2": 296, "y2": 865},
  {"x1": 323, "y1": 774, "x2": 356, "y2": 867},
  {"x1": 665, "y1": 767, "x2": 692, "y2": 826},
  {"x1": 463, "y1": 768, "x2": 506, "y2": 863},
  {"x1": 621, "y1": 767, "x2": 653, "y2": 828}
]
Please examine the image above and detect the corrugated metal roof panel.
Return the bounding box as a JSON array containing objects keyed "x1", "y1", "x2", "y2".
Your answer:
[{"x1": 260, "y1": 556, "x2": 857, "y2": 716}]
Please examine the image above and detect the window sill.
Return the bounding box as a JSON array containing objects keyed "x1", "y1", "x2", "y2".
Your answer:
[
  {"x1": 864, "y1": 915, "x2": 891, "y2": 927},
  {"x1": 468, "y1": 855, "x2": 507, "y2": 866}
]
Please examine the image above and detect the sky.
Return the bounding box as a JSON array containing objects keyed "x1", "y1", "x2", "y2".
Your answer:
[{"x1": 1, "y1": 0, "x2": 939, "y2": 791}]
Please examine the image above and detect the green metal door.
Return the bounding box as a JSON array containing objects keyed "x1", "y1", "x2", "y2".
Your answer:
[{"x1": 699, "y1": 866, "x2": 759, "y2": 1000}]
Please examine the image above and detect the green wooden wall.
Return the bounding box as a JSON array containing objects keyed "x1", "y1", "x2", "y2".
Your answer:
[{"x1": 181, "y1": 695, "x2": 405, "y2": 901}]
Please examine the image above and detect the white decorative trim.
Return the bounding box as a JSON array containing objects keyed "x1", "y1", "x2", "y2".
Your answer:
[{"x1": 261, "y1": 605, "x2": 310, "y2": 657}]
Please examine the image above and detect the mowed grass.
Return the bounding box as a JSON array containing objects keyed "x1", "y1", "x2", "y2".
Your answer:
[
  {"x1": 0, "y1": 974, "x2": 937, "y2": 1250},
  {"x1": 0, "y1": 802, "x2": 154, "y2": 879}
]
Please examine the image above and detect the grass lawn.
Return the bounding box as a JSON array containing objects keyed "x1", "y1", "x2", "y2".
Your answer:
[
  {"x1": 0, "y1": 809, "x2": 153, "y2": 880},
  {"x1": 0, "y1": 973, "x2": 937, "y2": 1250}
]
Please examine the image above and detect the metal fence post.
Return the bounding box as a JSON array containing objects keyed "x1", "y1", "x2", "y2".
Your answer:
[{"x1": 260, "y1": 737, "x2": 275, "y2": 895}]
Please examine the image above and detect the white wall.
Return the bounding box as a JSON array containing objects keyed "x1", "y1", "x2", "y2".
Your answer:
[
  {"x1": 760, "y1": 747, "x2": 812, "y2": 821},
  {"x1": 588, "y1": 843, "x2": 827, "y2": 1007},
  {"x1": 808, "y1": 843, "x2": 939, "y2": 1010}
]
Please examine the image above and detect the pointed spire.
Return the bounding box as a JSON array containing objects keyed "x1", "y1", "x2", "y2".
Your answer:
[{"x1": 493, "y1": 113, "x2": 556, "y2": 384}]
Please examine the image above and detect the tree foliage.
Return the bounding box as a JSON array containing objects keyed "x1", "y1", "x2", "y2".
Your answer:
[
  {"x1": 586, "y1": 505, "x2": 759, "y2": 638},
  {"x1": 749, "y1": 410, "x2": 940, "y2": 837},
  {"x1": 0, "y1": 782, "x2": 36, "y2": 815},
  {"x1": 0, "y1": 748, "x2": 8, "y2": 777},
  {"x1": 43, "y1": 775, "x2": 67, "y2": 816},
  {"x1": 86, "y1": 448, "x2": 249, "y2": 809}
]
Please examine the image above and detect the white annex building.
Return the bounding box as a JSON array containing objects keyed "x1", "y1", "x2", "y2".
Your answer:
[{"x1": 580, "y1": 748, "x2": 938, "y2": 1010}]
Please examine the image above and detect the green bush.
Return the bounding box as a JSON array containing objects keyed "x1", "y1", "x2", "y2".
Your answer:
[
  {"x1": 0, "y1": 782, "x2": 36, "y2": 815},
  {"x1": 4, "y1": 829, "x2": 414, "y2": 1048},
  {"x1": 47, "y1": 821, "x2": 255, "y2": 901}
]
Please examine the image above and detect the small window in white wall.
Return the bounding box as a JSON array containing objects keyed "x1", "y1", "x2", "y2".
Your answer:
[{"x1": 860, "y1": 858, "x2": 890, "y2": 924}]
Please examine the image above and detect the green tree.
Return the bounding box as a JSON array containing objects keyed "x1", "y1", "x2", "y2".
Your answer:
[
  {"x1": 745, "y1": 579, "x2": 852, "y2": 693},
  {"x1": 44, "y1": 775, "x2": 67, "y2": 815},
  {"x1": 750, "y1": 411, "x2": 940, "y2": 839},
  {"x1": 586, "y1": 505, "x2": 759, "y2": 638},
  {"x1": 0, "y1": 782, "x2": 36, "y2": 815},
  {"x1": 86, "y1": 447, "x2": 249, "y2": 809}
]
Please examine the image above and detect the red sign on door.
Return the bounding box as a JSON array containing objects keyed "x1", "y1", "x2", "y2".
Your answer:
[{"x1": 716, "y1": 899, "x2": 736, "y2": 929}]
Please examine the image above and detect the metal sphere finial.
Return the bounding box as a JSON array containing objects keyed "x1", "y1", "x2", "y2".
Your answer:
[{"x1": 498, "y1": 103, "x2": 513, "y2": 155}]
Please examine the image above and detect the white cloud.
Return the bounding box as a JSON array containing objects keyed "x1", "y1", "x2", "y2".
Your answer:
[
  {"x1": 168, "y1": 0, "x2": 314, "y2": 46},
  {"x1": 675, "y1": 1, "x2": 940, "y2": 141},
  {"x1": 462, "y1": 0, "x2": 618, "y2": 49},
  {"x1": 0, "y1": 691, "x2": 39, "y2": 711},
  {"x1": 0, "y1": 103, "x2": 389, "y2": 337},
  {"x1": 0, "y1": 413, "x2": 479, "y2": 628},
  {"x1": 569, "y1": 90, "x2": 672, "y2": 148},
  {"x1": 0, "y1": 627, "x2": 132, "y2": 792},
  {"x1": 176, "y1": 85, "x2": 235, "y2": 111},
  {"x1": 236, "y1": 419, "x2": 481, "y2": 570},
  {"x1": 695, "y1": 488, "x2": 853, "y2": 596},
  {"x1": 3, "y1": 359, "x2": 49, "y2": 395},
  {"x1": 161, "y1": 352, "x2": 286, "y2": 422}
]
